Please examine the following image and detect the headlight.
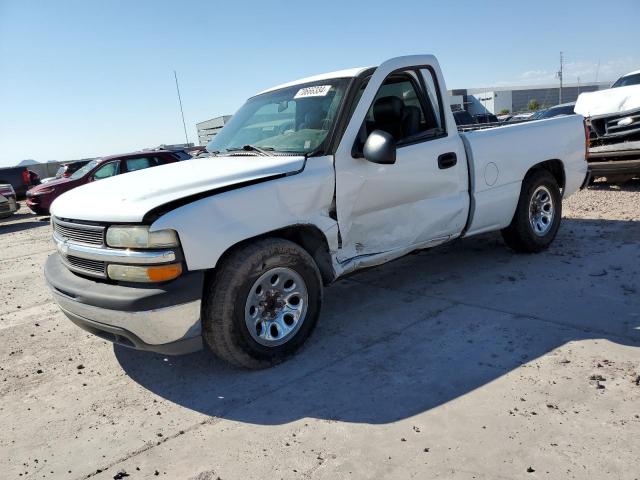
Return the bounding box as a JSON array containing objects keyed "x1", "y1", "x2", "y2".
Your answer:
[
  {"x1": 107, "y1": 263, "x2": 183, "y2": 283},
  {"x1": 106, "y1": 226, "x2": 179, "y2": 248},
  {"x1": 30, "y1": 187, "x2": 55, "y2": 196}
]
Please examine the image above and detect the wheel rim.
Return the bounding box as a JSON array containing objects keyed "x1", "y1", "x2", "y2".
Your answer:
[
  {"x1": 528, "y1": 185, "x2": 555, "y2": 236},
  {"x1": 244, "y1": 267, "x2": 308, "y2": 347}
]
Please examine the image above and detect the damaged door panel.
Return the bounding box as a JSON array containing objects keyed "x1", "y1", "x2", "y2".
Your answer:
[{"x1": 333, "y1": 56, "x2": 469, "y2": 265}]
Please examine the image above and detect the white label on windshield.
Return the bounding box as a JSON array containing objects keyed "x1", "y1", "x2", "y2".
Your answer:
[{"x1": 294, "y1": 85, "x2": 332, "y2": 99}]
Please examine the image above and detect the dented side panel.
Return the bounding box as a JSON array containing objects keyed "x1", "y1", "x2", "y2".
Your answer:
[
  {"x1": 333, "y1": 55, "x2": 470, "y2": 264},
  {"x1": 151, "y1": 156, "x2": 338, "y2": 271}
]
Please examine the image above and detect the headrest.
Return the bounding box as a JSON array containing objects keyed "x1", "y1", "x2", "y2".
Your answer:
[{"x1": 373, "y1": 96, "x2": 404, "y2": 124}]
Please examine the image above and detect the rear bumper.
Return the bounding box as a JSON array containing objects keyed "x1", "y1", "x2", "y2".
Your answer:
[{"x1": 44, "y1": 254, "x2": 204, "y2": 355}]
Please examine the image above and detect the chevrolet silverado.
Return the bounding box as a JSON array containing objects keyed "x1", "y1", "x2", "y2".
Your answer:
[{"x1": 45, "y1": 55, "x2": 588, "y2": 368}]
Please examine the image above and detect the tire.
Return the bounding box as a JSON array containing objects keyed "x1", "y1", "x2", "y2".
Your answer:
[
  {"x1": 501, "y1": 169, "x2": 562, "y2": 253},
  {"x1": 202, "y1": 238, "x2": 323, "y2": 369}
]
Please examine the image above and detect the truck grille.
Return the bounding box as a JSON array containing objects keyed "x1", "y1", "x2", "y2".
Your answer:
[
  {"x1": 591, "y1": 110, "x2": 640, "y2": 139},
  {"x1": 53, "y1": 218, "x2": 105, "y2": 246},
  {"x1": 64, "y1": 255, "x2": 106, "y2": 277}
]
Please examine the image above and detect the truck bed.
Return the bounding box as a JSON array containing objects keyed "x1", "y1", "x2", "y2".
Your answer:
[
  {"x1": 457, "y1": 119, "x2": 530, "y2": 132},
  {"x1": 459, "y1": 115, "x2": 587, "y2": 236}
]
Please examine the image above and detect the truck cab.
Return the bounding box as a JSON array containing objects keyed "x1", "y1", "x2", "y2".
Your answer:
[{"x1": 45, "y1": 55, "x2": 587, "y2": 368}]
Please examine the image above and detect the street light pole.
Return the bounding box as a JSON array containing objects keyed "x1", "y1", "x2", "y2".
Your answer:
[
  {"x1": 174, "y1": 70, "x2": 189, "y2": 145},
  {"x1": 557, "y1": 52, "x2": 564, "y2": 104}
]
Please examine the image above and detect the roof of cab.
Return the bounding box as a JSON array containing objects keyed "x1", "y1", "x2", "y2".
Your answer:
[
  {"x1": 621, "y1": 69, "x2": 640, "y2": 78},
  {"x1": 256, "y1": 67, "x2": 373, "y2": 96}
]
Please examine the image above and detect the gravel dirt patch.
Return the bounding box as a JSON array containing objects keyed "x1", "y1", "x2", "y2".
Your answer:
[{"x1": 1, "y1": 182, "x2": 639, "y2": 480}]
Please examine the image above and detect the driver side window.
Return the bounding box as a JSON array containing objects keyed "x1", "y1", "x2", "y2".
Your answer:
[{"x1": 355, "y1": 69, "x2": 445, "y2": 153}]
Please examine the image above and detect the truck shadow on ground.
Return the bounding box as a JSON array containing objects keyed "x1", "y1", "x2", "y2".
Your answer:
[{"x1": 115, "y1": 217, "x2": 640, "y2": 425}]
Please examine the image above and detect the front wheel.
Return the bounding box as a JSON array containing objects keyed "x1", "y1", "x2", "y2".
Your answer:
[
  {"x1": 202, "y1": 238, "x2": 323, "y2": 369},
  {"x1": 501, "y1": 169, "x2": 562, "y2": 253}
]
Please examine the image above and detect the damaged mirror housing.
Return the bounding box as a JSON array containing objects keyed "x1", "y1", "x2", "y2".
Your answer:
[{"x1": 363, "y1": 130, "x2": 396, "y2": 165}]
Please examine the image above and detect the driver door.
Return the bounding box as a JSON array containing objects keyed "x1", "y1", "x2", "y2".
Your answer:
[{"x1": 334, "y1": 56, "x2": 469, "y2": 263}]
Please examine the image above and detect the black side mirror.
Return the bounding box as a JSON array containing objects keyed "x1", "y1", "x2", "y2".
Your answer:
[{"x1": 363, "y1": 130, "x2": 396, "y2": 165}]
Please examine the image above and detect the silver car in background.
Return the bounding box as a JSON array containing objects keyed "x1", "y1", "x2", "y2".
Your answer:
[{"x1": 0, "y1": 184, "x2": 18, "y2": 219}]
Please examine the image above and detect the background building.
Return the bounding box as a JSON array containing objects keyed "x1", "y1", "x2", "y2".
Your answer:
[
  {"x1": 196, "y1": 115, "x2": 232, "y2": 146},
  {"x1": 450, "y1": 81, "x2": 611, "y2": 115}
]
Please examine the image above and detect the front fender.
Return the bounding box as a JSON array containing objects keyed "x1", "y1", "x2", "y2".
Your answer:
[{"x1": 150, "y1": 156, "x2": 338, "y2": 271}]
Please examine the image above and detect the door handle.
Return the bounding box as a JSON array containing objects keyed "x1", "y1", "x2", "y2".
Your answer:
[{"x1": 438, "y1": 152, "x2": 457, "y2": 169}]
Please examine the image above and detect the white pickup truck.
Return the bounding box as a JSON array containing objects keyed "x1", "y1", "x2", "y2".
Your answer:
[
  {"x1": 575, "y1": 69, "x2": 640, "y2": 180},
  {"x1": 45, "y1": 55, "x2": 588, "y2": 368}
]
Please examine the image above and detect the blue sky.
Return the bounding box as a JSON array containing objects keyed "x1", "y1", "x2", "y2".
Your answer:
[{"x1": 1, "y1": 0, "x2": 638, "y2": 166}]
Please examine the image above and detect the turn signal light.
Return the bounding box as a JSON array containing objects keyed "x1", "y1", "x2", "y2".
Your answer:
[{"x1": 107, "y1": 263, "x2": 183, "y2": 283}]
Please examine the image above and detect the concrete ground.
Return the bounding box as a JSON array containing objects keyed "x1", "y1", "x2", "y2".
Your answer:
[{"x1": 1, "y1": 182, "x2": 639, "y2": 480}]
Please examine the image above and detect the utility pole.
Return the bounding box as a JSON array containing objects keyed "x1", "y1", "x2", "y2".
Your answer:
[
  {"x1": 174, "y1": 70, "x2": 190, "y2": 145},
  {"x1": 557, "y1": 52, "x2": 564, "y2": 104},
  {"x1": 577, "y1": 76, "x2": 581, "y2": 95}
]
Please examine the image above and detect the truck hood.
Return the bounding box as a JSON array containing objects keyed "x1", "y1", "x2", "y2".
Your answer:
[
  {"x1": 50, "y1": 155, "x2": 306, "y2": 222},
  {"x1": 574, "y1": 84, "x2": 640, "y2": 117}
]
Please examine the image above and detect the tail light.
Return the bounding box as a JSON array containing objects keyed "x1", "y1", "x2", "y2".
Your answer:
[{"x1": 22, "y1": 169, "x2": 31, "y2": 185}]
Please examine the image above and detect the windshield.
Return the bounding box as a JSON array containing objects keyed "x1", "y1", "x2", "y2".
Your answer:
[
  {"x1": 70, "y1": 159, "x2": 98, "y2": 179},
  {"x1": 208, "y1": 79, "x2": 349, "y2": 155},
  {"x1": 612, "y1": 73, "x2": 640, "y2": 88}
]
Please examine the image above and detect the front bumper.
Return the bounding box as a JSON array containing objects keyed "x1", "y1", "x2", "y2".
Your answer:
[
  {"x1": 589, "y1": 159, "x2": 640, "y2": 176},
  {"x1": 45, "y1": 254, "x2": 204, "y2": 355},
  {"x1": 0, "y1": 197, "x2": 18, "y2": 216},
  {"x1": 587, "y1": 143, "x2": 640, "y2": 176},
  {"x1": 25, "y1": 195, "x2": 49, "y2": 214}
]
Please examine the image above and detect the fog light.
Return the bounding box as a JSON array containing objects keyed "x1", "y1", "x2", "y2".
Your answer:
[{"x1": 107, "y1": 263, "x2": 182, "y2": 283}]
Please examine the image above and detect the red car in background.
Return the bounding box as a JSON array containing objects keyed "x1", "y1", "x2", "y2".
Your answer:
[{"x1": 26, "y1": 150, "x2": 186, "y2": 215}]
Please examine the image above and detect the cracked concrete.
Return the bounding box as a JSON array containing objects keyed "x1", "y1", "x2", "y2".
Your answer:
[{"x1": 1, "y1": 181, "x2": 639, "y2": 479}]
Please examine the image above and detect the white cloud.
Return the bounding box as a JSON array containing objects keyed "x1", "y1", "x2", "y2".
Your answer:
[{"x1": 495, "y1": 57, "x2": 639, "y2": 87}]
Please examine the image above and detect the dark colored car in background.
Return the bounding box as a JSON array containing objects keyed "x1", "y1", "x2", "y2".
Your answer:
[
  {"x1": 453, "y1": 110, "x2": 476, "y2": 126},
  {"x1": 474, "y1": 113, "x2": 499, "y2": 124},
  {"x1": 0, "y1": 166, "x2": 37, "y2": 197},
  {"x1": 26, "y1": 150, "x2": 184, "y2": 215},
  {"x1": 529, "y1": 102, "x2": 576, "y2": 121}
]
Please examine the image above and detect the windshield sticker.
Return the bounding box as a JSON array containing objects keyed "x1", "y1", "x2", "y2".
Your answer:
[{"x1": 294, "y1": 85, "x2": 332, "y2": 99}]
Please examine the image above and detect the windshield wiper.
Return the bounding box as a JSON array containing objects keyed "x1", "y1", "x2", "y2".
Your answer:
[{"x1": 226, "y1": 145, "x2": 274, "y2": 156}]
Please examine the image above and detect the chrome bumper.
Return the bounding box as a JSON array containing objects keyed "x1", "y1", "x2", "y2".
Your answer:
[
  {"x1": 51, "y1": 288, "x2": 202, "y2": 347},
  {"x1": 44, "y1": 254, "x2": 204, "y2": 355}
]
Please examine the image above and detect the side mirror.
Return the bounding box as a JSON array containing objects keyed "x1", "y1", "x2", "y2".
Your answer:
[{"x1": 363, "y1": 130, "x2": 396, "y2": 165}]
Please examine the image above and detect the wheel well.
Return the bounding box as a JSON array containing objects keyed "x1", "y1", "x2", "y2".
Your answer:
[
  {"x1": 215, "y1": 225, "x2": 336, "y2": 285},
  {"x1": 527, "y1": 159, "x2": 565, "y2": 190}
]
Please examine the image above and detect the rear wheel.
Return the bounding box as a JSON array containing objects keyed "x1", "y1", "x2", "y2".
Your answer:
[
  {"x1": 202, "y1": 238, "x2": 322, "y2": 369},
  {"x1": 501, "y1": 169, "x2": 562, "y2": 253}
]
